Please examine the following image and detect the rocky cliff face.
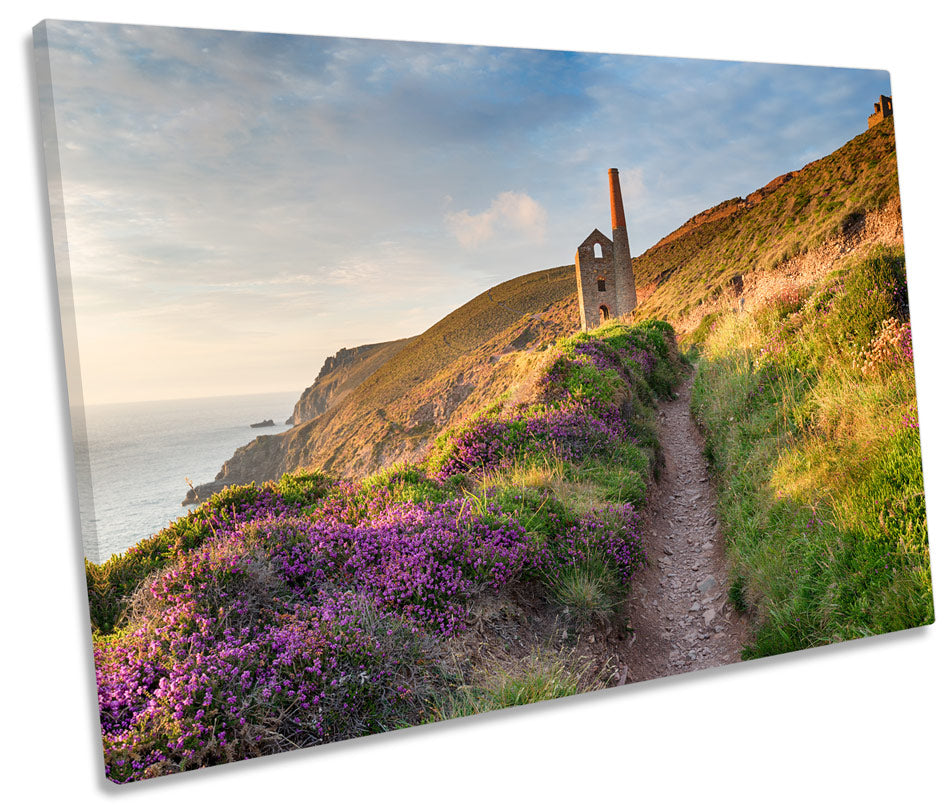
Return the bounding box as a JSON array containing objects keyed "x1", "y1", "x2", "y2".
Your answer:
[{"x1": 287, "y1": 338, "x2": 416, "y2": 426}]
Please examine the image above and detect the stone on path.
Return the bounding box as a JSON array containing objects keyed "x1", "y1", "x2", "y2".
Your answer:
[{"x1": 698, "y1": 576, "x2": 717, "y2": 593}]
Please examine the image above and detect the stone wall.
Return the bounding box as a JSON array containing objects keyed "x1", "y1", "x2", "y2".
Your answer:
[
  {"x1": 867, "y1": 95, "x2": 893, "y2": 129},
  {"x1": 574, "y1": 169, "x2": 639, "y2": 330},
  {"x1": 575, "y1": 228, "x2": 617, "y2": 330}
]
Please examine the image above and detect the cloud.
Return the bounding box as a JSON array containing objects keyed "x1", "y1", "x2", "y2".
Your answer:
[
  {"x1": 445, "y1": 191, "x2": 548, "y2": 247},
  {"x1": 38, "y1": 20, "x2": 891, "y2": 402}
]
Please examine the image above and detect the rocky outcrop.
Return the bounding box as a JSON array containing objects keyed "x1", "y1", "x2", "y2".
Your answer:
[
  {"x1": 287, "y1": 338, "x2": 415, "y2": 426},
  {"x1": 652, "y1": 163, "x2": 819, "y2": 251},
  {"x1": 182, "y1": 432, "x2": 290, "y2": 505}
]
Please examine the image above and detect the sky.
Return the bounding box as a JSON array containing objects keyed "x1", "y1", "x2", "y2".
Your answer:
[{"x1": 37, "y1": 20, "x2": 890, "y2": 405}]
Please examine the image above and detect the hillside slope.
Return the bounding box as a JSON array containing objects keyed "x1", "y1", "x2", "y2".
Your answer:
[
  {"x1": 90, "y1": 320, "x2": 684, "y2": 782},
  {"x1": 190, "y1": 118, "x2": 903, "y2": 504},
  {"x1": 634, "y1": 117, "x2": 901, "y2": 326},
  {"x1": 287, "y1": 337, "x2": 417, "y2": 426},
  {"x1": 690, "y1": 245, "x2": 932, "y2": 654},
  {"x1": 186, "y1": 265, "x2": 578, "y2": 501}
]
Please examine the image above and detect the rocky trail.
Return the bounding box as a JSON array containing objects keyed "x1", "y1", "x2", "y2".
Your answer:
[{"x1": 599, "y1": 370, "x2": 749, "y2": 683}]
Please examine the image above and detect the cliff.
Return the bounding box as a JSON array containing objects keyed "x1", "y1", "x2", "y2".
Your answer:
[
  {"x1": 287, "y1": 338, "x2": 416, "y2": 426},
  {"x1": 184, "y1": 265, "x2": 579, "y2": 503}
]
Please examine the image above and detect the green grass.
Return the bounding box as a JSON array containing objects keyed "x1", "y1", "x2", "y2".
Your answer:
[
  {"x1": 545, "y1": 553, "x2": 625, "y2": 625},
  {"x1": 433, "y1": 653, "x2": 596, "y2": 720},
  {"x1": 690, "y1": 247, "x2": 933, "y2": 657},
  {"x1": 635, "y1": 118, "x2": 900, "y2": 322}
]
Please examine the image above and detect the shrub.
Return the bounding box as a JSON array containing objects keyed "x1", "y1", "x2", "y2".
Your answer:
[
  {"x1": 98, "y1": 584, "x2": 442, "y2": 783},
  {"x1": 87, "y1": 485, "x2": 304, "y2": 634},
  {"x1": 819, "y1": 247, "x2": 908, "y2": 360},
  {"x1": 91, "y1": 320, "x2": 678, "y2": 780}
]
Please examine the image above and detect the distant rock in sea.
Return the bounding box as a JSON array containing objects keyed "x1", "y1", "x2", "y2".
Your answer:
[{"x1": 250, "y1": 419, "x2": 275, "y2": 428}]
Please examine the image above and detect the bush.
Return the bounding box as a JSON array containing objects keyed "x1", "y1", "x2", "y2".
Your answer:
[
  {"x1": 819, "y1": 247, "x2": 908, "y2": 360},
  {"x1": 91, "y1": 319, "x2": 677, "y2": 781},
  {"x1": 87, "y1": 485, "x2": 303, "y2": 634}
]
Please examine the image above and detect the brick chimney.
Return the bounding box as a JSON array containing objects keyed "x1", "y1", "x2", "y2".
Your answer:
[
  {"x1": 609, "y1": 167, "x2": 627, "y2": 230},
  {"x1": 609, "y1": 168, "x2": 637, "y2": 314}
]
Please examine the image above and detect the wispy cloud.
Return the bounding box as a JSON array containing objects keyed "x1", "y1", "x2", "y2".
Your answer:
[
  {"x1": 39, "y1": 20, "x2": 890, "y2": 403},
  {"x1": 445, "y1": 191, "x2": 548, "y2": 247}
]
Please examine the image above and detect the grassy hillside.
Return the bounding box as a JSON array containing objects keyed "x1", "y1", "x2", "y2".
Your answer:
[
  {"x1": 634, "y1": 117, "x2": 900, "y2": 323},
  {"x1": 88, "y1": 318, "x2": 683, "y2": 782},
  {"x1": 643, "y1": 117, "x2": 932, "y2": 656},
  {"x1": 199, "y1": 265, "x2": 579, "y2": 489},
  {"x1": 201, "y1": 121, "x2": 902, "y2": 499},
  {"x1": 690, "y1": 247, "x2": 931, "y2": 655},
  {"x1": 288, "y1": 337, "x2": 417, "y2": 426}
]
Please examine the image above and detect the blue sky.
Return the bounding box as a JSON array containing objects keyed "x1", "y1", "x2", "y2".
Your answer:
[{"x1": 38, "y1": 20, "x2": 890, "y2": 404}]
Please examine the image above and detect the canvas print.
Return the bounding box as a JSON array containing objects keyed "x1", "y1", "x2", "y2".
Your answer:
[{"x1": 35, "y1": 19, "x2": 934, "y2": 783}]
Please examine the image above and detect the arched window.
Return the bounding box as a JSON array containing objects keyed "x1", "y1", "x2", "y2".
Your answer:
[
  {"x1": 600, "y1": 305, "x2": 610, "y2": 323},
  {"x1": 597, "y1": 277, "x2": 606, "y2": 292},
  {"x1": 593, "y1": 243, "x2": 603, "y2": 259}
]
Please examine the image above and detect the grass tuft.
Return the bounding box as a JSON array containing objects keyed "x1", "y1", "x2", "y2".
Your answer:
[
  {"x1": 433, "y1": 652, "x2": 598, "y2": 720},
  {"x1": 546, "y1": 554, "x2": 623, "y2": 625}
]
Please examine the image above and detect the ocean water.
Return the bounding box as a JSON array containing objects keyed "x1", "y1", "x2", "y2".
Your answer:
[{"x1": 76, "y1": 391, "x2": 299, "y2": 564}]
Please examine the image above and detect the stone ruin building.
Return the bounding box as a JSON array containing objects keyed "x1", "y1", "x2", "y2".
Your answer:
[
  {"x1": 867, "y1": 94, "x2": 893, "y2": 129},
  {"x1": 575, "y1": 168, "x2": 637, "y2": 330}
]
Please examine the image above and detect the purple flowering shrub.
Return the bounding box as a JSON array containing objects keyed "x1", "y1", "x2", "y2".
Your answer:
[
  {"x1": 431, "y1": 401, "x2": 631, "y2": 481},
  {"x1": 87, "y1": 485, "x2": 313, "y2": 635},
  {"x1": 430, "y1": 321, "x2": 679, "y2": 482},
  {"x1": 95, "y1": 497, "x2": 542, "y2": 781},
  {"x1": 544, "y1": 504, "x2": 646, "y2": 582},
  {"x1": 301, "y1": 500, "x2": 536, "y2": 633},
  {"x1": 98, "y1": 581, "x2": 429, "y2": 782},
  {"x1": 92, "y1": 320, "x2": 679, "y2": 781}
]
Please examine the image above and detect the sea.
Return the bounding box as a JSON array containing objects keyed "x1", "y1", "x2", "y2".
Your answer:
[{"x1": 75, "y1": 391, "x2": 300, "y2": 564}]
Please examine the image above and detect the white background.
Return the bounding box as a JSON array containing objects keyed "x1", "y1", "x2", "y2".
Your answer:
[{"x1": 3, "y1": 2, "x2": 946, "y2": 808}]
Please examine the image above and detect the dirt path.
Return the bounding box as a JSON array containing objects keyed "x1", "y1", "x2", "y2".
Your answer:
[{"x1": 612, "y1": 369, "x2": 748, "y2": 683}]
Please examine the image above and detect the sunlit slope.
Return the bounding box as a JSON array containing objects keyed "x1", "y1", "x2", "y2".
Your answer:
[
  {"x1": 634, "y1": 117, "x2": 900, "y2": 323},
  {"x1": 200, "y1": 119, "x2": 902, "y2": 493},
  {"x1": 288, "y1": 337, "x2": 417, "y2": 426},
  {"x1": 205, "y1": 265, "x2": 579, "y2": 486}
]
